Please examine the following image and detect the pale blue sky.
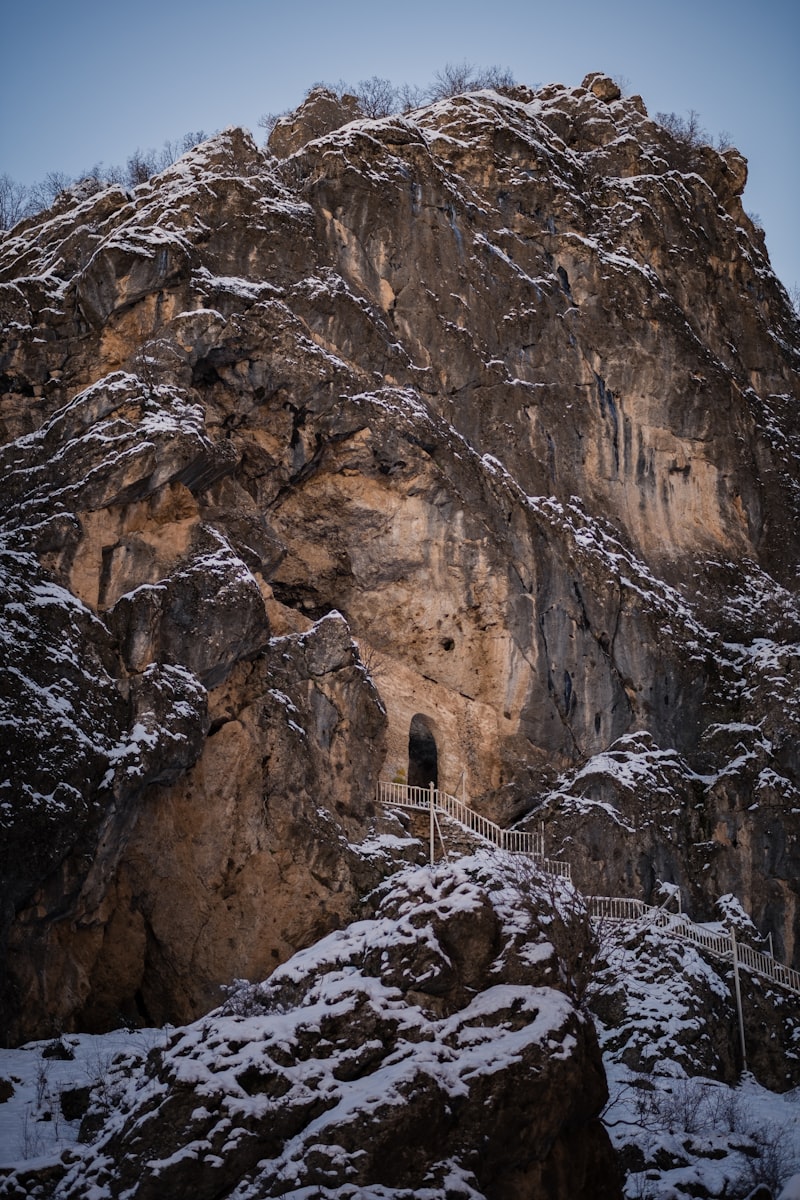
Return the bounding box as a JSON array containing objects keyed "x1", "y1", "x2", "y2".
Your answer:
[{"x1": 1, "y1": 0, "x2": 797, "y2": 291}]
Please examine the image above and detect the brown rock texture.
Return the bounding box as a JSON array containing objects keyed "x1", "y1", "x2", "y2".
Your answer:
[
  {"x1": 5, "y1": 613, "x2": 396, "y2": 1040},
  {"x1": 0, "y1": 72, "x2": 799, "y2": 1049},
  {"x1": 1, "y1": 858, "x2": 622, "y2": 1200}
]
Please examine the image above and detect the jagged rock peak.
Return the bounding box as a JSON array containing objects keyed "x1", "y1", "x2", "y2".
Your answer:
[
  {"x1": 582, "y1": 71, "x2": 622, "y2": 102},
  {"x1": 261, "y1": 70, "x2": 749, "y2": 209},
  {"x1": 268, "y1": 85, "x2": 363, "y2": 157}
]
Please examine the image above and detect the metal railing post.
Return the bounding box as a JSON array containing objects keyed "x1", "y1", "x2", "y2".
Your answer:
[
  {"x1": 730, "y1": 927, "x2": 748, "y2": 1074},
  {"x1": 429, "y1": 782, "x2": 435, "y2": 868}
]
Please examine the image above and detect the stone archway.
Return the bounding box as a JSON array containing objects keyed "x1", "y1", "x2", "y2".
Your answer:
[{"x1": 408, "y1": 714, "x2": 438, "y2": 789}]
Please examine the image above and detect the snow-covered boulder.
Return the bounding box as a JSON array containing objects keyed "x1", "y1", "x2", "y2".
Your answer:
[{"x1": 1, "y1": 856, "x2": 621, "y2": 1199}]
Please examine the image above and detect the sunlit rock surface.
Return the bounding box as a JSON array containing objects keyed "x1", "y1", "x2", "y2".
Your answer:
[{"x1": 0, "y1": 74, "x2": 798, "y2": 1049}]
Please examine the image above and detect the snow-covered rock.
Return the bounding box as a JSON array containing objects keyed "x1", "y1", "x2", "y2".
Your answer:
[
  {"x1": 592, "y1": 919, "x2": 800, "y2": 1198},
  {"x1": 0, "y1": 856, "x2": 621, "y2": 1199},
  {"x1": 0, "y1": 71, "x2": 798, "y2": 1084}
]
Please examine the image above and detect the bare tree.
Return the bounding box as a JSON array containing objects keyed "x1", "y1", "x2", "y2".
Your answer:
[
  {"x1": 259, "y1": 63, "x2": 517, "y2": 137},
  {"x1": 2, "y1": 127, "x2": 210, "y2": 229},
  {"x1": 734, "y1": 1120, "x2": 800, "y2": 1197},
  {"x1": 428, "y1": 61, "x2": 516, "y2": 101},
  {"x1": 398, "y1": 82, "x2": 427, "y2": 112},
  {"x1": 258, "y1": 110, "x2": 289, "y2": 139},
  {"x1": 126, "y1": 147, "x2": 160, "y2": 186},
  {"x1": 178, "y1": 129, "x2": 208, "y2": 154},
  {"x1": 0, "y1": 173, "x2": 30, "y2": 230},
  {"x1": 429, "y1": 61, "x2": 477, "y2": 100},
  {"x1": 653, "y1": 109, "x2": 714, "y2": 172},
  {"x1": 26, "y1": 170, "x2": 73, "y2": 211},
  {"x1": 353, "y1": 76, "x2": 397, "y2": 118},
  {"x1": 93, "y1": 161, "x2": 127, "y2": 187},
  {"x1": 124, "y1": 130, "x2": 208, "y2": 187},
  {"x1": 655, "y1": 108, "x2": 708, "y2": 147},
  {"x1": 478, "y1": 64, "x2": 517, "y2": 92},
  {"x1": 159, "y1": 130, "x2": 208, "y2": 168}
]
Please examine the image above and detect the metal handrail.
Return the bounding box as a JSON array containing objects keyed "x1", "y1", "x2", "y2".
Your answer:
[
  {"x1": 589, "y1": 896, "x2": 800, "y2": 996},
  {"x1": 378, "y1": 782, "x2": 798, "y2": 996},
  {"x1": 378, "y1": 780, "x2": 571, "y2": 879}
]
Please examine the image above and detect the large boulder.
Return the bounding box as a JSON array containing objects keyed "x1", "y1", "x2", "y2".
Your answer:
[{"x1": 39, "y1": 858, "x2": 621, "y2": 1200}]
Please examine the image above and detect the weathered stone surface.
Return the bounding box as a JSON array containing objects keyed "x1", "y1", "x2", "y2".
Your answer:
[
  {"x1": 29, "y1": 859, "x2": 621, "y2": 1200},
  {"x1": 582, "y1": 71, "x2": 622, "y2": 102},
  {"x1": 268, "y1": 86, "x2": 363, "y2": 158},
  {"x1": 0, "y1": 73, "x2": 798, "y2": 1050},
  {"x1": 107, "y1": 526, "x2": 269, "y2": 686},
  {"x1": 3, "y1": 612, "x2": 393, "y2": 1041},
  {"x1": 525, "y1": 629, "x2": 800, "y2": 965}
]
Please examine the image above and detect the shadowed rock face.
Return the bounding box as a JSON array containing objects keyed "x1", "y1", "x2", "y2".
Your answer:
[
  {"x1": 13, "y1": 859, "x2": 622, "y2": 1200},
  {"x1": 0, "y1": 72, "x2": 799, "y2": 1045}
]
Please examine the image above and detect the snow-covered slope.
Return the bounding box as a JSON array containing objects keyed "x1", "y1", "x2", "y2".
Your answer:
[
  {"x1": 0, "y1": 855, "x2": 619, "y2": 1199},
  {"x1": 593, "y1": 918, "x2": 800, "y2": 1198}
]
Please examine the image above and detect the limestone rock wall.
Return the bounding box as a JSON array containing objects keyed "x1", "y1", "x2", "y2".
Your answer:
[
  {"x1": 1, "y1": 73, "x2": 799, "y2": 1037},
  {"x1": 5, "y1": 614, "x2": 394, "y2": 1042}
]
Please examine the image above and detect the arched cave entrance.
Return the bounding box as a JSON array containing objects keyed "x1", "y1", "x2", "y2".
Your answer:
[{"x1": 408, "y1": 714, "x2": 438, "y2": 790}]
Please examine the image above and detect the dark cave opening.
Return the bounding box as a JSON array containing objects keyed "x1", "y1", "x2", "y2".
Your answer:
[{"x1": 408, "y1": 713, "x2": 438, "y2": 790}]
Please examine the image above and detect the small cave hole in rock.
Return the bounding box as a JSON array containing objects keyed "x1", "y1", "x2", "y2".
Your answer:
[
  {"x1": 134, "y1": 989, "x2": 154, "y2": 1025},
  {"x1": 408, "y1": 713, "x2": 438, "y2": 790}
]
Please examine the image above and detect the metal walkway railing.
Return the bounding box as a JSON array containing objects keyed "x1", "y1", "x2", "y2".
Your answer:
[
  {"x1": 378, "y1": 779, "x2": 799, "y2": 999},
  {"x1": 589, "y1": 895, "x2": 800, "y2": 997},
  {"x1": 378, "y1": 780, "x2": 571, "y2": 879}
]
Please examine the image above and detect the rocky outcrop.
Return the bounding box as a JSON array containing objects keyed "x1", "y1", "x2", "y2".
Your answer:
[
  {"x1": 3, "y1": 610, "x2": 397, "y2": 1042},
  {"x1": 0, "y1": 858, "x2": 621, "y2": 1200},
  {"x1": 528, "y1": 660, "x2": 800, "y2": 964},
  {"x1": 0, "y1": 70, "x2": 799, "y2": 1044},
  {"x1": 268, "y1": 86, "x2": 363, "y2": 158},
  {"x1": 593, "y1": 913, "x2": 800, "y2": 1091},
  {"x1": 0, "y1": 347, "x2": 399, "y2": 1041},
  {"x1": 591, "y1": 917, "x2": 800, "y2": 1196}
]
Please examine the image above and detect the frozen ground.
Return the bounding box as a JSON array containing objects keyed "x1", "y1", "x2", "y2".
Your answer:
[
  {"x1": 0, "y1": 1027, "x2": 166, "y2": 1167},
  {"x1": 602, "y1": 1060, "x2": 800, "y2": 1200},
  {"x1": 2, "y1": 927, "x2": 800, "y2": 1197},
  {"x1": 594, "y1": 919, "x2": 800, "y2": 1199}
]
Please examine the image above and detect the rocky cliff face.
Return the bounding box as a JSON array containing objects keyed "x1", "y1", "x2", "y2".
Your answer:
[
  {"x1": 1, "y1": 70, "x2": 799, "y2": 1054},
  {"x1": 1, "y1": 859, "x2": 619, "y2": 1200}
]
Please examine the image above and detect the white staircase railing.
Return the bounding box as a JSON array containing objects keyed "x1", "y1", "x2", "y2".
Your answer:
[
  {"x1": 588, "y1": 896, "x2": 649, "y2": 922},
  {"x1": 378, "y1": 780, "x2": 571, "y2": 879},
  {"x1": 589, "y1": 896, "x2": 800, "y2": 997},
  {"x1": 377, "y1": 780, "x2": 799, "y2": 997}
]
